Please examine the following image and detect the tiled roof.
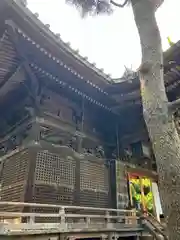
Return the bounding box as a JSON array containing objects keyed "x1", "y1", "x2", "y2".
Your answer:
[{"x1": 0, "y1": 0, "x2": 180, "y2": 110}]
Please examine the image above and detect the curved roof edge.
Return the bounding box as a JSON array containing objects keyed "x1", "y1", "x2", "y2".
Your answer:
[{"x1": 6, "y1": 0, "x2": 113, "y2": 84}]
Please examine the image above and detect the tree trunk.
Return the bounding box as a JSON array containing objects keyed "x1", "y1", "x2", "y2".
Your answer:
[{"x1": 131, "y1": 0, "x2": 180, "y2": 239}]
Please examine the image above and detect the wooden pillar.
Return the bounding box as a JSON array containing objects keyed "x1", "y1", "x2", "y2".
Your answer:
[
  {"x1": 74, "y1": 97, "x2": 84, "y2": 205},
  {"x1": 128, "y1": 173, "x2": 133, "y2": 207},
  {"x1": 150, "y1": 179, "x2": 157, "y2": 218},
  {"x1": 28, "y1": 109, "x2": 41, "y2": 143},
  {"x1": 140, "y1": 177, "x2": 146, "y2": 213},
  {"x1": 116, "y1": 124, "x2": 120, "y2": 160},
  {"x1": 76, "y1": 97, "x2": 85, "y2": 153}
]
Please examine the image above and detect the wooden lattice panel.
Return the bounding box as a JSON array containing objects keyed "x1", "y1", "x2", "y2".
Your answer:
[
  {"x1": 80, "y1": 160, "x2": 109, "y2": 192},
  {"x1": 79, "y1": 190, "x2": 109, "y2": 208},
  {"x1": 1, "y1": 182, "x2": 26, "y2": 201},
  {"x1": 0, "y1": 149, "x2": 30, "y2": 212},
  {"x1": 35, "y1": 151, "x2": 75, "y2": 188},
  {"x1": 1, "y1": 150, "x2": 29, "y2": 187},
  {"x1": 0, "y1": 182, "x2": 26, "y2": 212},
  {"x1": 79, "y1": 160, "x2": 109, "y2": 208},
  {"x1": 33, "y1": 151, "x2": 75, "y2": 206},
  {"x1": 33, "y1": 184, "x2": 74, "y2": 205}
]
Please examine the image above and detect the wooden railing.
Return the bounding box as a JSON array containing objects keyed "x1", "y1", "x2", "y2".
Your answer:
[
  {"x1": 147, "y1": 212, "x2": 166, "y2": 231},
  {"x1": 0, "y1": 202, "x2": 142, "y2": 236},
  {"x1": 141, "y1": 213, "x2": 168, "y2": 240}
]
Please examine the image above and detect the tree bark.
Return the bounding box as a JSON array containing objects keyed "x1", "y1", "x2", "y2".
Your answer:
[{"x1": 131, "y1": 0, "x2": 180, "y2": 239}]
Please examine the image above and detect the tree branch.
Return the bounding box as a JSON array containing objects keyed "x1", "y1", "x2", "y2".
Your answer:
[
  {"x1": 110, "y1": 0, "x2": 129, "y2": 8},
  {"x1": 168, "y1": 99, "x2": 180, "y2": 114}
]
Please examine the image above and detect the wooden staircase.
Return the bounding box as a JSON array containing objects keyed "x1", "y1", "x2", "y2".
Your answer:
[{"x1": 141, "y1": 213, "x2": 168, "y2": 240}]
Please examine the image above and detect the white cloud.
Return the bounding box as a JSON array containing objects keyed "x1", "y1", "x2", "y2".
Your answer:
[{"x1": 27, "y1": 0, "x2": 180, "y2": 78}]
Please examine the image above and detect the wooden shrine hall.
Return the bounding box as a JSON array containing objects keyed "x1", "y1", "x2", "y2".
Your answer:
[{"x1": 0, "y1": 0, "x2": 179, "y2": 214}]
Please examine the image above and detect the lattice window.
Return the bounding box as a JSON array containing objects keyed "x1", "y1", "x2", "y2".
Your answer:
[
  {"x1": 80, "y1": 160, "x2": 109, "y2": 193},
  {"x1": 1, "y1": 150, "x2": 29, "y2": 187},
  {"x1": 35, "y1": 151, "x2": 75, "y2": 187}
]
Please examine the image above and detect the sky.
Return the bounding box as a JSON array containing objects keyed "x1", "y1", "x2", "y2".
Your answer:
[{"x1": 27, "y1": 0, "x2": 180, "y2": 78}]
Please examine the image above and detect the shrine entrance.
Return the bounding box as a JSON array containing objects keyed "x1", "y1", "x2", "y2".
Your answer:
[{"x1": 128, "y1": 173, "x2": 155, "y2": 216}]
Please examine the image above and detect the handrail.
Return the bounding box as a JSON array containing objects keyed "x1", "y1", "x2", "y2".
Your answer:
[
  {"x1": 0, "y1": 201, "x2": 141, "y2": 236},
  {"x1": 147, "y1": 211, "x2": 165, "y2": 230},
  {"x1": 0, "y1": 201, "x2": 169, "y2": 239},
  {"x1": 143, "y1": 216, "x2": 168, "y2": 240},
  {"x1": 143, "y1": 220, "x2": 163, "y2": 240},
  {"x1": 0, "y1": 211, "x2": 139, "y2": 219},
  {"x1": 0, "y1": 201, "x2": 137, "y2": 214}
]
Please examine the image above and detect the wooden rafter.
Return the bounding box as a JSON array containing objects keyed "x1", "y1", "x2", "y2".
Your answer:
[{"x1": 5, "y1": 19, "x2": 40, "y2": 107}]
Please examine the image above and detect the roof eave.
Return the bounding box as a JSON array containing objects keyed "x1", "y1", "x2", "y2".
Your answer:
[{"x1": 5, "y1": 0, "x2": 112, "y2": 85}]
